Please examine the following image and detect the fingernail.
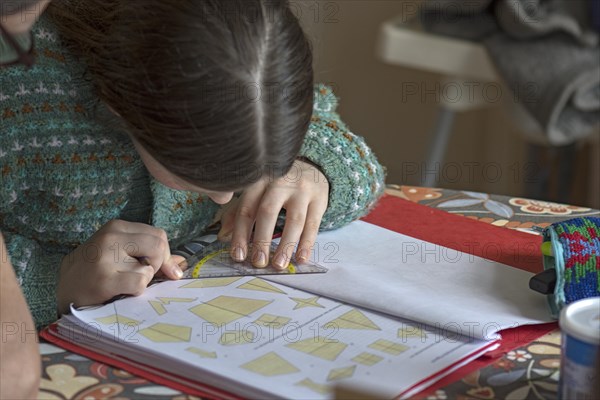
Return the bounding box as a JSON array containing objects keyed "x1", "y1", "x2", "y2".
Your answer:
[
  {"x1": 273, "y1": 253, "x2": 288, "y2": 270},
  {"x1": 297, "y1": 249, "x2": 309, "y2": 262},
  {"x1": 233, "y1": 245, "x2": 245, "y2": 262},
  {"x1": 173, "y1": 267, "x2": 183, "y2": 279},
  {"x1": 253, "y1": 250, "x2": 267, "y2": 268}
]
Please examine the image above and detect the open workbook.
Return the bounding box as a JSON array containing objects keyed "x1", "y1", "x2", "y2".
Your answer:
[{"x1": 42, "y1": 198, "x2": 554, "y2": 399}]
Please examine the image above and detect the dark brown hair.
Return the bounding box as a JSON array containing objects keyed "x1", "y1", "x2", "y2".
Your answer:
[{"x1": 49, "y1": 0, "x2": 314, "y2": 191}]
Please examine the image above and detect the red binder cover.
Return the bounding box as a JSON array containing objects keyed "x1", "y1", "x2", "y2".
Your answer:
[
  {"x1": 362, "y1": 194, "x2": 557, "y2": 398},
  {"x1": 42, "y1": 194, "x2": 557, "y2": 399}
]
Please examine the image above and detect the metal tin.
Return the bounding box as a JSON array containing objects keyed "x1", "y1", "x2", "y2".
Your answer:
[{"x1": 559, "y1": 297, "x2": 600, "y2": 400}]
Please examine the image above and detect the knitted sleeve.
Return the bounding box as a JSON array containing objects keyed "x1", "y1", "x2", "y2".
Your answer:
[
  {"x1": 298, "y1": 84, "x2": 386, "y2": 230},
  {"x1": 1, "y1": 231, "x2": 65, "y2": 330}
]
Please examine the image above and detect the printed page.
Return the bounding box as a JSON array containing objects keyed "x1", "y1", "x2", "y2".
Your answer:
[
  {"x1": 267, "y1": 221, "x2": 551, "y2": 340},
  {"x1": 60, "y1": 277, "x2": 494, "y2": 399}
]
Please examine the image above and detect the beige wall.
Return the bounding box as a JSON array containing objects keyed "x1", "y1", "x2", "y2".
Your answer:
[{"x1": 297, "y1": 0, "x2": 599, "y2": 208}]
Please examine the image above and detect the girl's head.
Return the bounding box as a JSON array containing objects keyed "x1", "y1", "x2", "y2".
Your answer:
[{"x1": 50, "y1": 0, "x2": 314, "y2": 195}]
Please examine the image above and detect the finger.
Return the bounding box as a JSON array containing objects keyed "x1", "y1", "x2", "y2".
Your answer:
[
  {"x1": 114, "y1": 269, "x2": 155, "y2": 296},
  {"x1": 157, "y1": 259, "x2": 184, "y2": 280},
  {"x1": 107, "y1": 220, "x2": 165, "y2": 236},
  {"x1": 156, "y1": 232, "x2": 183, "y2": 281},
  {"x1": 154, "y1": 255, "x2": 187, "y2": 279},
  {"x1": 296, "y1": 201, "x2": 327, "y2": 264},
  {"x1": 121, "y1": 233, "x2": 169, "y2": 274},
  {"x1": 171, "y1": 254, "x2": 187, "y2": 270},
  {"x1": 121, "y1": 255, "x2": 157, "y2": 275},
  {"x1": 251, "y1": 190, "x2": 286, "y2": 268},
  {"x1": 218, "y1": 201, "x2": 238, "y2": 242},
  {"x1": 230, "y1": 184, "x2": 266, "y2": 263},
  {"x1": 110, "y1": 221, "x2": 177, "y2": 274},
  {"x1": 159, "y1": 254, "x2": 187, "y2": 280},
  {"x1": 273, "y1": 199, "x2": 308, "y2": 270}
]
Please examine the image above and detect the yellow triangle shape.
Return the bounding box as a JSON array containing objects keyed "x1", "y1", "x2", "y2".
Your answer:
[
  {"x1": 139, "y1": 323, "x2": 191, "y2": 342},
  {"x1": 186, "y1": 347, "x2": 217, "y2": 359},
  {"x1": 241, "y1": 352, "x2": 299, "y2": 376},
  {"x1": 237, "y1": 278, "x2": 286, "y2": 294},
  {"x1": 327, "y1": 365, "x2": 356, "y2": 381},
  {"x1": 95, "y1": 314, "x2": 140, "y2": 326},
  {"x1": 157, "y1": 297, "x2": 196, "y2": 304},
  {"x1": 327, "y1": 309, "x2": 380, "y2": 330},
  {"x1": 295, "y1": 378, "x2": 329, "y2": 395},
  {"x1": 189, "y1": 296, "x2": 271, "y2": 325},
  {"x1": 219, "y1": 330, "x2": 256, "y2": 346},
  {"x1": 290, "y1": 296, "x2": 325, "y2": 310},
  {"x1": 149, "y1": 300, "x2": 167, "y2": 315},
  {"x1": 180, "y1": 277, "x2": 242, "y2": 288},
  {"x1": 398, "y1": 326, "x2": 428, "y2": 339}
]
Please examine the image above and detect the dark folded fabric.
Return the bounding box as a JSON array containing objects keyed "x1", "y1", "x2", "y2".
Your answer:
[{"x1": 421, "y1": 0, "x2": 599, "y2": 144}]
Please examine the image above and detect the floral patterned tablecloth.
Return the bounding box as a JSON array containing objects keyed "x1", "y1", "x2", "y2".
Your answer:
[{"x1": 37, "y1": 186, "x2": 600, "y2": 400}]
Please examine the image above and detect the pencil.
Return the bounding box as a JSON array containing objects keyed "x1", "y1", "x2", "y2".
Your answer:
[{"x1": 137, "y1": 256, "x2": 152, "y2": 266}]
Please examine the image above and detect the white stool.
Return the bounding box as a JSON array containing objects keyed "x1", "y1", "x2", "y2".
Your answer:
[
  {"x1": 376, "y1": 16, "x2": 502, "y2": 187},
  {"x1": 376, "y1": 15, "x2": 597, "y2": 205}
]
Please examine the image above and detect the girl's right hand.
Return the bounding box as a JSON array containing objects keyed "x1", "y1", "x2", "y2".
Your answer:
[{"x1": 56, "y1": 220, "x2": 184, "y2": 315}]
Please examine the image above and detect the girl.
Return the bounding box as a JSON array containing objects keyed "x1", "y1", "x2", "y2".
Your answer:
[{"x1": 1, "y1": 0, "x2": 384, "y2": 331}]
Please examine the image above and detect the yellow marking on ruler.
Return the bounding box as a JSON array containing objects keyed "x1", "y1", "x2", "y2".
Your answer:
[
  {"x1": 191, "y1": 249, "x2": 228, "y2": 278},
  {"x1": 191, "y1": 247, "x2": 298, "y2": 277}
]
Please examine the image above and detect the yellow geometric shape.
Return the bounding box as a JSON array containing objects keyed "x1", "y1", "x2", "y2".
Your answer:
[
  {"x1": 95, "y1": 314, "x2": 140, "y2": 326},
  {"x1": 398, "y1": 326, "x2": 428, "y2": 339},
  {"x1": 149, "y1": 300, "x2": 167, "y2": 316},
  {"x1": 157, "y1": 297, "x2": 196, "y2": 304},
  {"x1": 327, "y1": 365, "x2": 356, "y2": 381},
  {"x1": 186, "y1": 347, "x2": 217, "y2": 359},
  {"x1": 368, "y1": 339, "x2": 409, "y2": 356},
  {"x1": 149, "y1": 297, "x2": 196, "y2": 315},
  {"x1": 290, "y1": 296, "x2": 325, "y2": 310},
  {"x1": 180, "y1": 277, "x2": 242, "y2": 288},
  {"x1": 189, "y1": 296, "x2": 271, "y2": 325},
  {"x1": 286, "y1": 336, "x2": 347, "y2": 361},
  {"x1": 295, "y1": 378, "x2": 329, "y2": 395},
  {"x1": 254, "y1": 313, "x2": 291, "y2": 329},
  {"x1": 240, "y1": 352, "x2": 300, "y2": 376},
  {"x1": 352, "y1": 352, "x2": 384, "y2": 366},
  {"x1": 219, "y1": 330, "x2": 256, "y2": 346},
  {"x1": 326, "y1": 309, "x2": 380, "y2": 330},
  {"x1": 139, "y1": 323, "x2": 191, "y2": 343},
  {"x1": 237, "y1": 278, "x2": 286, "y2": 294}
]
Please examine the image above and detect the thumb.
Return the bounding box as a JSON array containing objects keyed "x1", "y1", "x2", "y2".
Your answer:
[
  {"x1": 158, "y1": 255, "x2": 185, "y2": 280},
  {"x1": 171, "y1": 254, "x2": 187, "y2": 270}
]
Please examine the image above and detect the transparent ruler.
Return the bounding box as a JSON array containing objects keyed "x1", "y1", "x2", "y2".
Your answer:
[{"x1": 174, "y1": 235, "x2": 327, "y2": 279}]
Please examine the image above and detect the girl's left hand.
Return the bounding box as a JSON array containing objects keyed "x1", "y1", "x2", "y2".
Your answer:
[{"x1": 217, "y1": 159, "x2": 329, "y2": 269}]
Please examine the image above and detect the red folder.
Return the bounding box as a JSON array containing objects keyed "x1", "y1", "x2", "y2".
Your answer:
[
  {"x1": 42, "y1": 194, "x2": 556, "y2": 399},
  {"x1": 362, "y1": 194, "x2": 557, "y2": 398}
]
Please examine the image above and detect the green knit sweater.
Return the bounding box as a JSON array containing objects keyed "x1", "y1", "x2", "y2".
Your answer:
[{"x1": 0, "y1": 16, "x2": 385, "y2": 329}]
